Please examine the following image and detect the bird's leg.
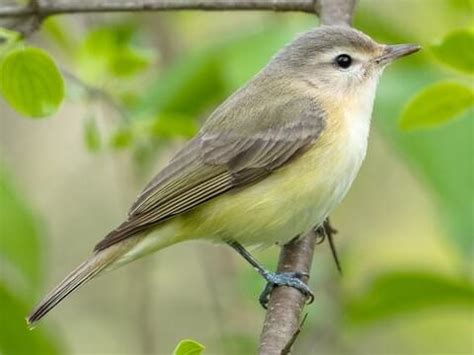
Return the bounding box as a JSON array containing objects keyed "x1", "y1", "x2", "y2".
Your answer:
[{"x1": 226, "y1": 240, "x2": 314, "y2": 309}]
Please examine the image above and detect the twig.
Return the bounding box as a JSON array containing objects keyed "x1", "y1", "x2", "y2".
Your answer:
[
  {"x1": 258, "y1": 1, "x2": 357, "y2": 353},
  {"x1": 281, "y1": 313, "x2": 308, "y2": 355},
  {"x1": 61, "y1": 70, "x2": 128, "y2": 123},
  {"x1": 325, "y1": 221, "x2": 342, "y2": 275},
  {"x1": 6, "y1": 0, "x2": 43, "y2": 36},
  {"x1": 320, "y1": 218, "x2": 342, "y2": 275},
  {"x1": 0, "y1": 1, "x2": 319, "y2": 19}
]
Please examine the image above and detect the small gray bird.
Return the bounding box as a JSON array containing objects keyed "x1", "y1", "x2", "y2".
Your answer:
[{"x1": 27, "y1": 25, "x2": 419, "y2": 326}]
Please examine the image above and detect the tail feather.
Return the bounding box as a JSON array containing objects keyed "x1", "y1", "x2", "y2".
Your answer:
[
  {"x1": 27, "y1": 254, "x2": 108, "y2": 328},
  {"x1": 27, "y1": 232, "x2": 148, "y2": 327}
]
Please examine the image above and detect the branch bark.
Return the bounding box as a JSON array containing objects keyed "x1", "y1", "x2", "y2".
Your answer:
[
  {"x1": 258, "y1": 1, "x2": 357, "y2": 353},
  {"x1": 0, "y1": 0, "x2": 319, "y2": 18},
  {"x1": 258, "y1": 232, "x2": 317, "y2": 355},
  {"x1": 316, "y1": 0, "x2": 357, "y2": 26}
]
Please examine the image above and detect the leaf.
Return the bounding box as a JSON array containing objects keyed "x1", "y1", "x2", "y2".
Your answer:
[
  {"x1": 109, "y1": 128, "x2": 134, "y2": 149},
  {"x1": 78, "y1": 24, "x2": 154, "y2": 83},
  {"x1": 83, "y1": 117, "x2": 101, "y2": 152},
  {"x1": 42, "y1": 17, "x2": 75, "y2": 53},
  {"x1": 431, "y1": 29, "x2": 474, "y2": 74},
  {"x1": 399, "y1": 81, "x2": 474, "y2": 131},
  {"x1": 0, "y1": 167, "x2": 61, "y2": 354},
  {"x1": 109, "y1": 47, "x2": 154, "y2": 77},
  {"x1": 0, "y1": 47, "x2": 64, "y2": 118},
  {"x1": 0, "y1": 27, "x2": 20, "y2": 56},
  {"x1": 0, "y1": 28, "x2": 20, "y2": 45},
  {"x1": 149, "y1": 115, "x2": 198, "y2": 138},
  {"x1": 0, "y1": 165, "x2": 42, "y2": 295},
  {"x1": 345, "y1": 271, "x2": 474, "y2": 325},
  {"x1": 0, "y1": 285, "x2": 61, "y2": 355},
  {"x1": 172, "y1": 339, "x2": 205, "y2": 355},
  {"x1": 376, "y1": 67, "x2": 474, "y2": 259}
]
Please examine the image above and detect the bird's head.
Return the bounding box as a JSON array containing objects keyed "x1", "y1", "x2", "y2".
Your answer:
[{"x1": 271, "y1": 26, "x2": 420, "y2": 101}]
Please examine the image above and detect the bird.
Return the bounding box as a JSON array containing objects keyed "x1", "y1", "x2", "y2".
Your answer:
[{"x1": 27, "y1": 25, "x2": 420, "y2": 326}]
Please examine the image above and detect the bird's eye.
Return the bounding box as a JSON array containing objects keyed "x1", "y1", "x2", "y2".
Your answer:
[{"x1": 335, "y1": 54, "x2": 352, "y2": 69}]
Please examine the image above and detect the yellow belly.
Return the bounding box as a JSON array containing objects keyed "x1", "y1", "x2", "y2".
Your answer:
[
  {"x1": 118, "y1": 111, "x2": 370, "y2": 264},
  {"x1": 114, "y1": 86, "x2": 374, "y2": 264},
  {"x1": 175, "y1": 124, "x2": 366, "y2": 247}
]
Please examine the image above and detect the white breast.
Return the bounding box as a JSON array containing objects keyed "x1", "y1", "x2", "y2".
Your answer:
[
  {"x1": 332, "y1": 107, "x2": 371, "y2": 204},
  {"x1": 330, "y1": 79, "x2": 376, "y2": 208},
  {"x1": 299, "y1": 81, "x2": 374, "y2": 234}
]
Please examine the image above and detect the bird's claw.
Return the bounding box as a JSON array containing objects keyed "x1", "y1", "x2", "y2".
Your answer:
[{"x1": 259, "y1": 271, "x2": 314, "y2": 309}]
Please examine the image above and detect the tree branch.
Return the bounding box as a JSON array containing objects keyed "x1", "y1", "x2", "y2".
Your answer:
[
  {"x1": 315, "y1": 0, "x2": 357, "y2": 26},
  {"x1": 0, "y1": 0, "x2": 319, "y2": 19},
  {"x1": 259, "y1": 232, "x2": 317, "y2": 355},
  {"x1": 258, "y1": 2, "x2": 357, "y2": 353}
]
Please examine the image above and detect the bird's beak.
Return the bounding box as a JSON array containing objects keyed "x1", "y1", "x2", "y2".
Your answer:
[{"x1": 375, "y1": 44, "x2": 421, "y2": 65}]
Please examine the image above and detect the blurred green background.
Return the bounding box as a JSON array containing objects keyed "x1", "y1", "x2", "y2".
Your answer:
[{"x1": 0, "y1": 0, "x2": 473, "y2": 354}]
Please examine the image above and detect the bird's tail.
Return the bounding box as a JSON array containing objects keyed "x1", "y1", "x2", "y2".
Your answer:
[{"x1": 26, "y1": 242, "x2": 131, "y2": 328}]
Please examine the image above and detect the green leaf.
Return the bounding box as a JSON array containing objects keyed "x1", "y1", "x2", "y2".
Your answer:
[
  {"x1": 149, "y1": 115, "x2": 198, "y2": 139},
  {"x1": 0, "y1": 47, "x2": 64, "y2": 118},
  {"x1": 0, "y1": 165, "x2": 42, "y2": 296},
  {"x1": 109, "y1": 47, "x2": 154, "y2": 78},
  {"x1": 172, "y1": 339, "x2": 205, "y2": 355},
  {"x1": 345, "y1": 271, "x2": 474, "y2": 325},
  {"x1": 109, "y1": 128, "x2": 134, "y2": 149},
  {"x1": 129, "y1": 114, "x2": 198, "y2": 145},
  {"x1": 0, "y1": 28, "x2": 20, "y2": 44},
  {"x1": 0, "y1": 285, "x2": 61, "y2": 355},
  {"x1": 377, "y1": 67, "x2": 474, "y2": 259},
  {"x1": 431, "y1": 29, "x2": 474, "y2": 74},
  {"x1": 0, "y1": 27, "x2": 21, "y2": 56},
  {"x1": 83, "y1": 117, "x2": 101, "y2": 152},
  {"x1": 78, "y1": 24, "x2": 153, "y2": 83},
  {"x1": 42, "y1": 17, "x2": 75, "y2": 53},
  {"x1": 399, "y1": 81, "x2": 474, "y2": 131}
]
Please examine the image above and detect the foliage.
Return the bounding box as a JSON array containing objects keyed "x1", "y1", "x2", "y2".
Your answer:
[
  {"x1": 345, "y1": 271, "x2": 474, "y2": 325},
  {"x1": 399, "y1": 81, "x2": 473, "y2": 131},
  {"x1": 0, "y1": 27, "x2": 20, "y2": 56},
  {"x1": 83, "y1": 116, "x2": 102, "y2": 152},
  {"x1": 77, "y1": 23, "x2": 154, "y2": 83},
  {"x1": 109, "y1": 126, "x2": 134, "y2": 150},
  {"x1": 431, "y1": 29, "x2": 474, "y2": 74},
  {"x1": 172, "y1": 339, "x2": 205, "y2": 355},
  {"x1": 398, "y1": 28, "x2": 474, "y2": 132},
  {"x1": 0, "y1": 45, "x2": 64, "y2": 118},
  {"x1": 384, "y1": 26, "x2": 474, "y2": 258},
  {"x1": 0, "y1": 166, "x2": 61, "y2": 354},
  {"x1": 0, "y1": 167, "x2": 42, "y2": 294}
]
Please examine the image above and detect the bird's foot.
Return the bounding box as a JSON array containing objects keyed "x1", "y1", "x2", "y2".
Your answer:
[{"x1": 259, "y1": 271, "x2": 314, "y2": 309}]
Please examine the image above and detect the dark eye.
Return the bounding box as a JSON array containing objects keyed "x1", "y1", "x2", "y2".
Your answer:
[{"x1": 335, "y1": 54, "x2": 352, "y2": 69}]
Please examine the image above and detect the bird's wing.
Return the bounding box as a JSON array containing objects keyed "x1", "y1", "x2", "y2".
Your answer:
[{"x1": 94, "y1": 92, "x2": 326, "y2": 251}]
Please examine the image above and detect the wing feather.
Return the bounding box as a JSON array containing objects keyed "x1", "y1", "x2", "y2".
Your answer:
[{"x1": 94, "y1": 91, "x2": 326, "y2": 251}]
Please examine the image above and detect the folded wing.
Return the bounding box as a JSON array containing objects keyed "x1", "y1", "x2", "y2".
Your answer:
[{"x1": 94, "y1": 92, "x2": 326, "y2": 251}]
